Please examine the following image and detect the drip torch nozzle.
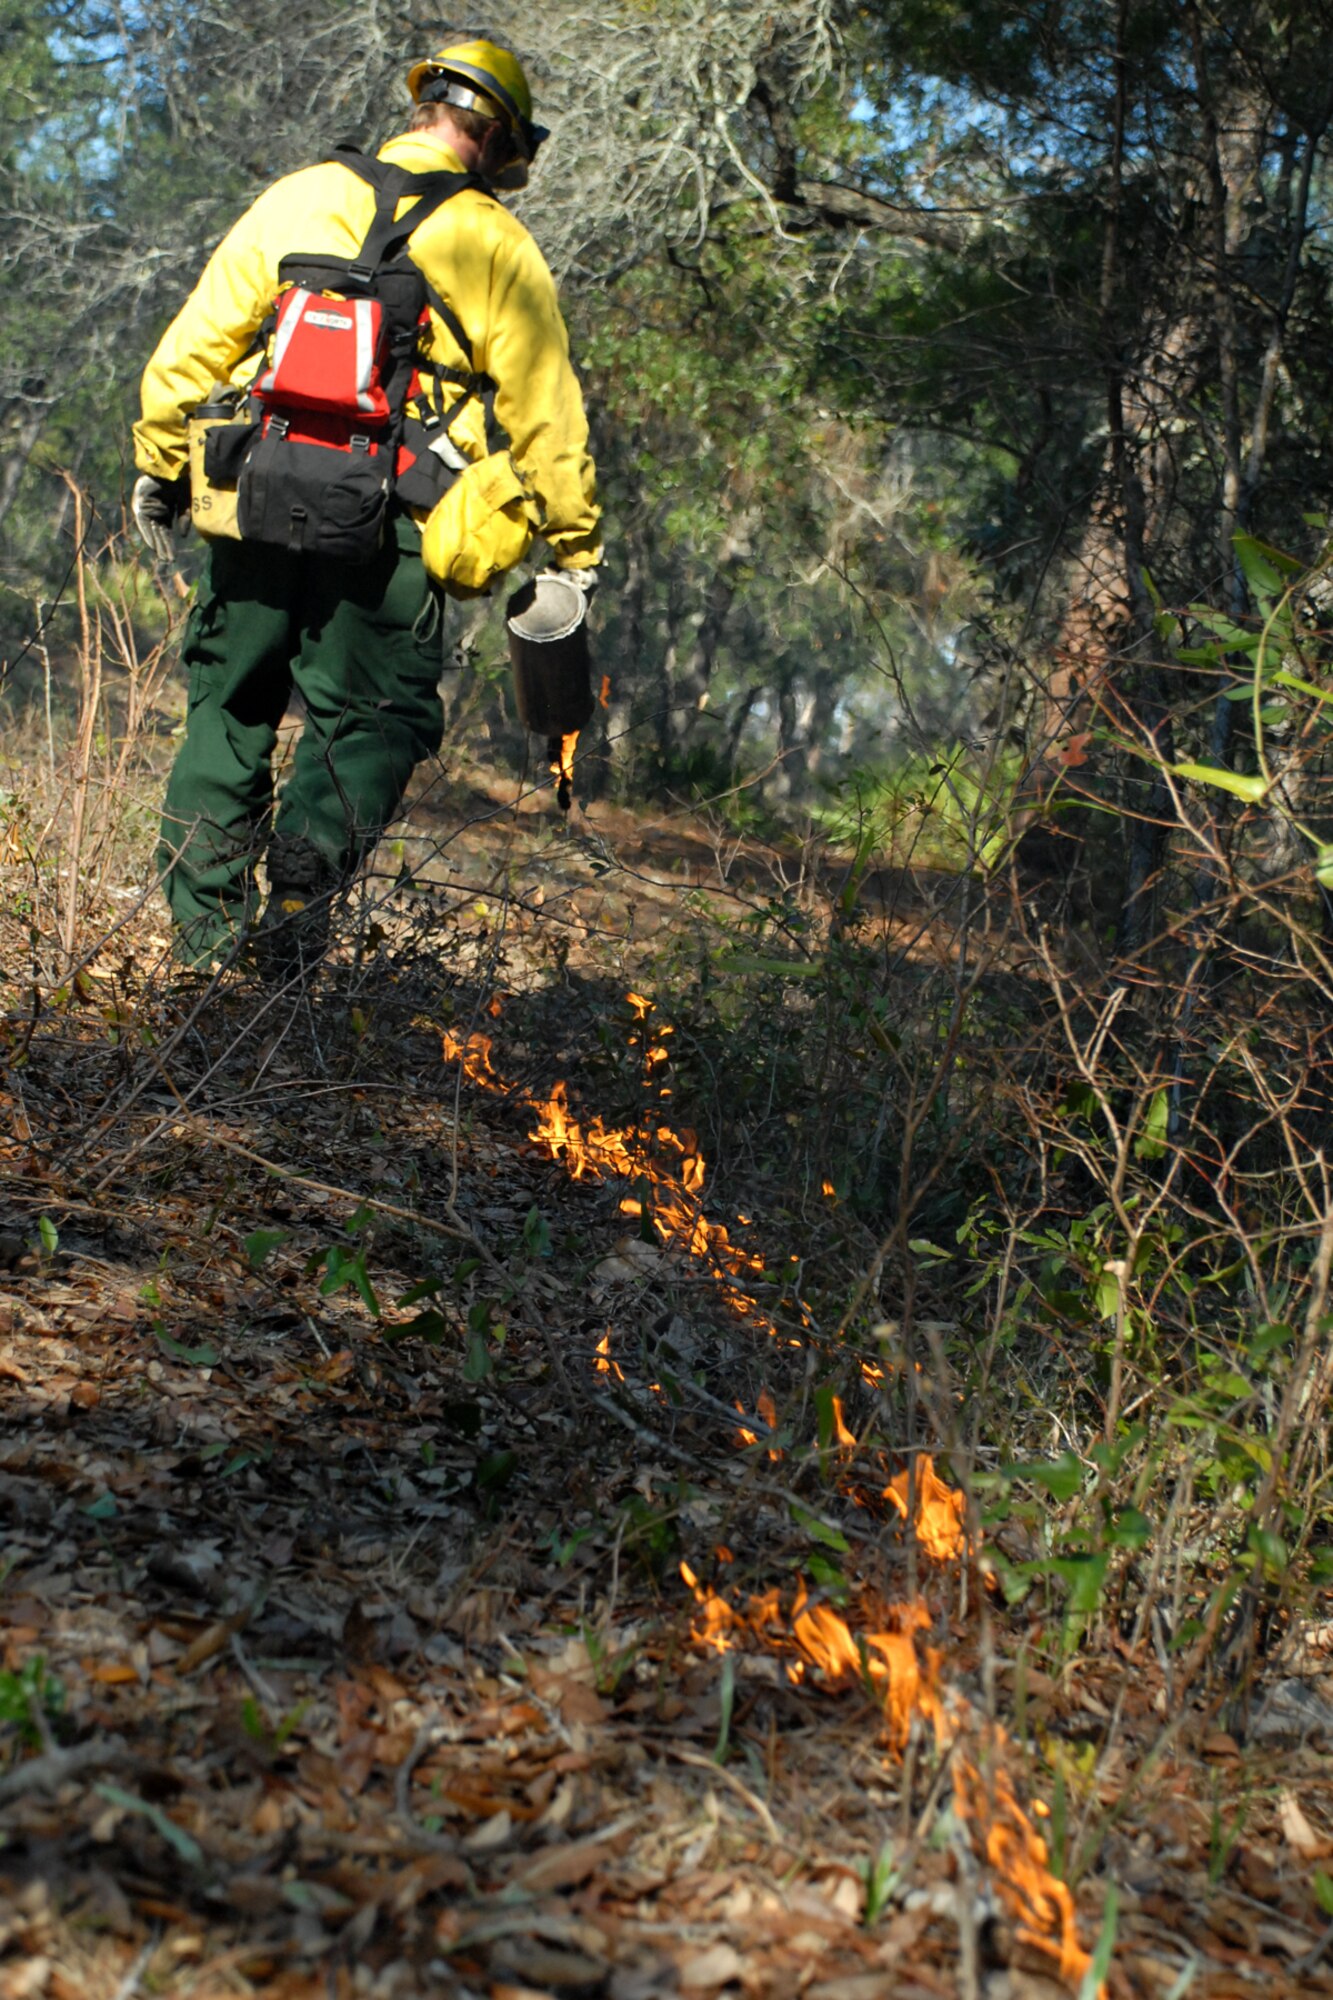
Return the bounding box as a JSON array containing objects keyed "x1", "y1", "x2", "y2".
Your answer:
[{"x1": 548, "y1": 732, "x2": 578, "y2": 813}]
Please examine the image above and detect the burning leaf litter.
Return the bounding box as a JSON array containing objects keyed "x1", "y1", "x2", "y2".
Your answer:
[{"x1": 440, "y1": 993, "x2": 1098, "y2": 1991}]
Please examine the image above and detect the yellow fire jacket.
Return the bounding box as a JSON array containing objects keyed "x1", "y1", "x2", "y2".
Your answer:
[{"x1": 133, "y1": 132, "x2": 602, "y2": 576}]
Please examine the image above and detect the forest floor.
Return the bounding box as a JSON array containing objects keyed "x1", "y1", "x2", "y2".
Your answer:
[{"x1": 3, "y1": 748, "x2": 1333, "y2": 2000}]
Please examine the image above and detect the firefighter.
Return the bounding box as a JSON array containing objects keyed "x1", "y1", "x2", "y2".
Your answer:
[{"x1": 131, "y1": 39, "x2": 601, "y2": 972}]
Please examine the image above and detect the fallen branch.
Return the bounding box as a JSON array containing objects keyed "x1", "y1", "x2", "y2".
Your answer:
[
  {"x1": 0, "y1": 1734, "x2": 133, "y2": 1805},
  {"x1": 173, "y1": 1120, "x2": 481, "y2": 1249},
  {"x1": 653, "y1": 1740, "x2": 784, "y2": 1845}
]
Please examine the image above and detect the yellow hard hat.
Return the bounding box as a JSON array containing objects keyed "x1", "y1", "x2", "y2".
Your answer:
[
  {"x1": 406, "y1": 38, "x2": 546, "y2": 186},
  {"x1": 407, "y1": 38, "x2": 534, "y2": 129}
]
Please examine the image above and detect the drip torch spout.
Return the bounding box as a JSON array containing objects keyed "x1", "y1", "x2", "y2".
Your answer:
[{"x1": 549, "y1": 731, "x2": 578, "y2": 813}]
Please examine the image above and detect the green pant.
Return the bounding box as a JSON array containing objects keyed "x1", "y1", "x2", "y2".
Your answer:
[{"x1": 159, "y1": 527, "x2": 446, "y2": 964}]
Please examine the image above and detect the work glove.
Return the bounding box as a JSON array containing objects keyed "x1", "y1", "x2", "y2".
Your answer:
[
  {"x1": 549, "y1": 564, "x2": 599, "y2": 605},
  {"x1": 131, "y1": 473, "x2": 190, "y2": 562}
]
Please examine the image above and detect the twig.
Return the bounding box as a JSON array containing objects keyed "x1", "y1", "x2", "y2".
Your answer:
[
  {"x1": 588, "y1": 1387, "x2": 714, "y2": 1477},
  {"x1": 59, "y1": 473, "x2": 101, "y2": 967},
  {"x1": 111, "y1": 1935, "x2": 158, "y2": 2000},
  {"x1": 176, "y1": 1597, "x2": 260, "y2": 1675},
  {"x1": 0, "y1": 1734, "x2": 133, "y2": 1806},
  {"x1": 168, "y1": 1120, "x2": 482, "y2": 1250},
  {"x1": 953, "y1": 1826, "x2": 982, "y2": 2000},
  {"x1": 230, "y1": 1635, "x2": 280, "y2": 1721},
  {"x1": 392, "y1": 1719, "x2": 463, "y2": 1856},
  {"x1": 653, "y1": 1739, "x2": 783, "y2": 1844}
]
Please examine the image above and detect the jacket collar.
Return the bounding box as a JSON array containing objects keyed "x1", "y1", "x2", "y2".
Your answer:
[{"x1": 379, "y1": 131, "x2": 468, "y2": 174}]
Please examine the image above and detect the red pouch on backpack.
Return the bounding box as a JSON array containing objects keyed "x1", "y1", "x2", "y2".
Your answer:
[{"x1": 255, "y1": 287, "x2": 391, "y2": 421}]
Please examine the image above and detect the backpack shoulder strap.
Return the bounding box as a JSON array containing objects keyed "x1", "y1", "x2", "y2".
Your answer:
[
  {"x1": 323, "y1": 146, "x2": 479, "y2": 283},
  {"x1": 420, "y1": 278, "x2": 477, "y2": 373}
]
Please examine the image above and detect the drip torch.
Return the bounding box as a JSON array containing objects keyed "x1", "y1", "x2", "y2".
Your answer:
[{"x1": 506, "y1": 572, "x2": 595, "y2": 814}]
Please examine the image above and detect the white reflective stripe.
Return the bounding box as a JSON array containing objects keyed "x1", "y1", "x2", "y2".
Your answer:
[
  {"x1": 260, "y1": 287, "x2": 309, "y2": 393},
  {"x1": 428, "y1": 430, "x2": 470, "y2": 473},
  {"x1": 354, "y1": 298, "x2": 376, "y2": 413}
]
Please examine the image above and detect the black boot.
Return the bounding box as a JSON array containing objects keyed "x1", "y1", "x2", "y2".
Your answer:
[{"x1": 254, "y1": 836, "x2": 337, "y2": 983}]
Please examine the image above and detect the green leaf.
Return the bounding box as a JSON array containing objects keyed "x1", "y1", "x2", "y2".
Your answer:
[
  {"x1": 1233, "y1": 531, "x2": 1302, "y2": 584},
  {"x1": 94, "y1": 1784, "x2": 203, "y2": 1869},
  {"x1": 805, "y1": 1550, "x2": 850, "y2": 1602},
  {"x1": 476, "y1": 1449, "x2": 516, "y2": 1492},
  {"x1": 522, "y1": 1205, "x2": 552, "y2": 1258},
  {"x1": 385, "y1": 1308, "x2": 449, "y2": 1346},
  {"x1": 907, "y1": 1238, "x2": 950, "y2": 1262},
  {"x1": 791, "y1": 1503, "x2": 850, "y2": 1553},
  {"x1": 1107, "y1": 1508, "x2": 1152, "y2": 1551},
  {"x1": 1172, "y1": 762, "x2": 1269, "y2": 803},
  {"x1": 1048, "y1": 1551, "x2": 1110, "y2": 1615},
  {"x1": 462, "y1": 1328, "x2": 493, "y2": 1382},
  {"x1": 155, "y1": 1330, "x2": 219, "y2": 1367},
  {"x1": 85, "y1": 1492, "x2": 118, "y2": 1520},
  {"x1": 1078, "y1": 1883, "x2": 1119, "y2": 2000},
  {"x1": 1314, "y1": 1870, "x2": 1333, "y2": 1919},
  {"x1": 1249, "y1": 1524, "x2": 1288, "y2": 1573},
  {"x1": 813, "y1": 1380, "x2": 838, "y2": 1452},
  {"x1": 244, "y1": 1228, "x2": 289, "y2": 1268},
  {"x1": 397, "y1": 1275, "x2": 443, "y2": 1307},
  {"x1": 1187, "y1": 606, "x2": 1259, "y2": 649},
  {"x1": 1272, "y1": 668, "x2": 1333, "y2": 705},
  {"x1": 712, "y1": 1652, "x2": 735, "y2": 1764},
  {"x1": 1315, "y1": 847, "x2": 1333, "y2": 892},
  {"x1": 1001, "y1": 1451, "x2": 1083, "y2": 1502},
  {"x1": 1134, "y1": 1087, "x2": 1169, "y2": 1162},
  {"x1": 37, "y1": 1215, "x2": 58, "y2": 1257},
  {"x1": 711, "y1": 951, "x2": 821, "y2": 979},
  {"x1": 319, "y1": 1247, "x2": 379, "y2": 1317},
  {"x1": 273, "y1": 1698, "x2": 309, "y2": 1748}
]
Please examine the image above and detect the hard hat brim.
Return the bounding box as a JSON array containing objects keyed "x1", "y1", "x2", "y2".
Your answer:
[{"x1": 407, "y1": 55, "x2": 525, "y2": 130}]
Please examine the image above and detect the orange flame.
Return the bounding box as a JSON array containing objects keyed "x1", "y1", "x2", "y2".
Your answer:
[
  {"x1": 439, "y1": 992, "x2": 766, "y2": 1326},
  {"x1": 440, "y1": 1029, "x2": 498, "y2": 1087},
  {"x1": 953, "y1": 1754, "x2": 1092, "y2": 1987},
  {"x1": 679, "y1": 1568, "x2": 945, "y2": 1757},
  {"x1": 674, "y1": 1563, "x2": 1091, "y2": 1983},
  {"x1": 551, "y1": 732, "x2": 579, "y2": 787},
  {"x1": 830, "y1": 1395, "x2": 856, "y2": 1449},
  {"x1": 884, "y1": 1455, "x2": 967, "y2": 1562},
  {"x1": 594, "y1": 1331, "x2": 625, "y2": 1382},
  {"x1": 527, "y1": 1081, "x2": 765, "y2": 1304},
  {"x1": 795, "y1": 1595, "x2": 946, "y2": 1754}
]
